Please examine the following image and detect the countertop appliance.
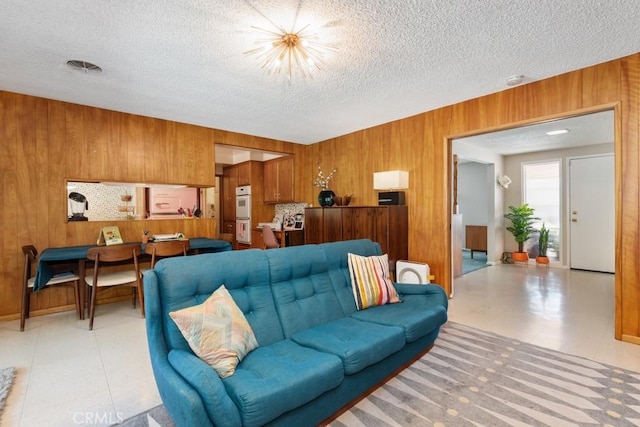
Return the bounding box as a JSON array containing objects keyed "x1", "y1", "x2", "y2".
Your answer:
[
  {"x1": 68, "y1": 192, "x2": 89, "y2": 221},
  {"x1": 236, "y1": 186, "x2": 252, "y2": 244}
]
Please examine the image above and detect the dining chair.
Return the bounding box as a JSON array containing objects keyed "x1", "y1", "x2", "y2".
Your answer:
[
  {"x1": 262, "y1": 225, "x2": 280, "y2": 249},
  {"x1": 218, "y1": 233, "x2": 234, "y2": 244},
  {"x1": 21, "y1": 245, "x2": 82, "y2": 332},
  {"x1": 144, "y1": 240, "x2": 190, "y2": 268},
  {"x1": 85, "y1": 243, "x2": 143, "y2": 330}
]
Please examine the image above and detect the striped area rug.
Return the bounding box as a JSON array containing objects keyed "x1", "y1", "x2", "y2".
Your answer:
[
  {"x1": 330, "y1": 322, "x2": 640, "y2": 426},
  {"x1": 122, "y1": 323, "x2": 640, "y2": 426}
]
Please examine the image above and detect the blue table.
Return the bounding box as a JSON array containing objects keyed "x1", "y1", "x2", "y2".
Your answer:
[
  {"x1": 188, "y1": 238, "x2": 232, "y2": 253},
  {"x1": 34, "y1": 238, "x2": 232, "y2": 292}
]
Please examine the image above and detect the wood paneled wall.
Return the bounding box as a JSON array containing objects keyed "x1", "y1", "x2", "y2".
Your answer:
[
  {"x1": 0, "y1": 92, "x2": 299, "y2": 319},
  {"x1": 2, "y1": 53, "x2": 640, "y2": 344},
  {"x1": 303, "y1": 54, "x2": 639, "y2": 344}
]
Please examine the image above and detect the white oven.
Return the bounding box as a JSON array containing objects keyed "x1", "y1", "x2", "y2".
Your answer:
[
  {"x1": 235, "y1": 186, "x2": 252, "y2": 244},
  {"x1": 236, "y1": 219, "x2": 251, "y2": 244},
  {"x1": 236, "y1": 186, "x2": 251, "y2": 220}
]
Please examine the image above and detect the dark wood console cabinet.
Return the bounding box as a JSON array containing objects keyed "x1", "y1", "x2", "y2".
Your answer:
[
  {"x1": 305, "y1": 206, "x2": 408, "y2": 266},
  {"x1": 465, "y1": 225, "x2": 487, "y2": 258}
]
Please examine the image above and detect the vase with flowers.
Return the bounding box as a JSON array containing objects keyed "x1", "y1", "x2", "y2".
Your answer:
[{"x1": 313, "y1": 163, "x2": 337, "y2": 207}]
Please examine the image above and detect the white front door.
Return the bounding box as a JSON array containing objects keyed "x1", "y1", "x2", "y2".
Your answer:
[{"x1": 569, "y1": 155, "x2": 615, "y2": 273}]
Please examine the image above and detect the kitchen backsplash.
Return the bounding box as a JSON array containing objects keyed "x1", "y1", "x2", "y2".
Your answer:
[
  {"x1": 274, "y1": 202, "x2": 308, "y2": 224},
  {"x1": 68, "y1": 182, "x2": 137, "y2": 221}
]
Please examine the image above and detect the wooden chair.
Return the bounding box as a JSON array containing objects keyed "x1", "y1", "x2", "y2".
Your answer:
[
  {"x1": 218, "y1": 233, "x2": 234, "y2": 244},
  {"x1": 21, "y1": 245, "x2": 81, "y2": 331},
  {"x1": 85, "y1": 243, "x2": 143, "y2": 330},
  {"x1": 262, "y1": 225, "x2": 280, "y2": 249},
  {"x1": 144, "y1": 240, "x2": 190, "y2": 268}
]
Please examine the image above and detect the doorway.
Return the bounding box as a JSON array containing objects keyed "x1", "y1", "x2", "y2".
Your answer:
[{"x1": 452, "y1": 109, "x2": 614, "y2": 270}]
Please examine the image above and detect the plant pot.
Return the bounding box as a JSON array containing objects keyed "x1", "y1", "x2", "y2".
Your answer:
[
  {"x1": 536, "y1": 256, "x2": 550, "y2": 265},
  {"x1": 318, "y1": 190, "x2": 335, "y2": 207},
  {"x1": 512, "y1": 252, "x2": 529, "y2": 262}
]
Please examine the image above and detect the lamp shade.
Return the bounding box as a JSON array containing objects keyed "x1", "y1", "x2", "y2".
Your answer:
[{"x1": 373, "y1": 170, "x2": 409, "y2": 190}]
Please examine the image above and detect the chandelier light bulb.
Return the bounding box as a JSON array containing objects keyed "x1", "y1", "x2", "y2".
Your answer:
[{"x1": 245, "y1": 23, "x2": 337, "y2": 80}]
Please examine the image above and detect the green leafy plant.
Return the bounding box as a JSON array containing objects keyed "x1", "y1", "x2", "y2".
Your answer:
[
  {"x1": 538, "y1": 222, "x2": 550, "y2": 257},
  {"x1": 504, "y1": 204, "x2": 540, "y2": 253}
]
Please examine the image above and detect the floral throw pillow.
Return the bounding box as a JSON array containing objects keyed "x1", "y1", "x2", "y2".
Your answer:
[{"x1": 170, "y1": 285, "x2": 258, "y2": 378}]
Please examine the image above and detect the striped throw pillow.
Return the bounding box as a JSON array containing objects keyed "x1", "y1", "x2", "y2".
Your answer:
[
  {"x1": 170, "y1": 285, "x2": 258, "y2": 378},
  {"x1": 348, "y1": 253, "x2": 401, "y2": 310}
]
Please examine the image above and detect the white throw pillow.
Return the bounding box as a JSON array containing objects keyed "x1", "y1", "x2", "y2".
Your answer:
[{"x1": 170, "y1": 285, "x2": 258, "y2": 378}]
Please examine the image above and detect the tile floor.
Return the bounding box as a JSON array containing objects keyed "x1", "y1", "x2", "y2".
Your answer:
[{"x1": 2, "y1": 263, "x2": 640, "y2": 426}]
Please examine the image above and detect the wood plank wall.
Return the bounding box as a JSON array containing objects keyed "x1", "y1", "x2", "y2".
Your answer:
[
  {"x1": 305, "y1": 54, "x2": 639, "y2": 344},
  {"x1": 0, "y1": 92, "x2": 300, "y2": 319},
  {"x1": 2, "y1": 53, "x2": 639, "y2": 345}
]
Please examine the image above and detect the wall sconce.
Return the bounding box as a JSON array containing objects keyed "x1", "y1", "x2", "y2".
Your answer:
[
  {"x1": 373, "y1": 170, "x2": 409, "y2": 205},
  {"x1": 497, "y1": 175, "x2": 512, "y2": 189}
]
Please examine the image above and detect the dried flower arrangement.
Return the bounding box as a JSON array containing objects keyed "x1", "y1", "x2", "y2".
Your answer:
[{"x1": 313, "y1": 163, "x2": 337, "y2": 190}]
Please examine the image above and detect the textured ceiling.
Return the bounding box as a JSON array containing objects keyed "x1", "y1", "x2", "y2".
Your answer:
[{"x1": 1, "y1": 1, "x2": 639, "y2": 145}]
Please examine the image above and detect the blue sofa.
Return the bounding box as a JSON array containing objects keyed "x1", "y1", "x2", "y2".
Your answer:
[{"x1": 144, "y1": 239, "x2": 448, "y2": 427}]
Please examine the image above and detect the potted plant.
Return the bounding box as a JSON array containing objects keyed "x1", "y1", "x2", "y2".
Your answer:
[
  {"x1": 536, "y1": 223, "x2": 550, "y2": 265},
  {"x1": 504, "y1": 204, "x2": 540, "y2": 262}
]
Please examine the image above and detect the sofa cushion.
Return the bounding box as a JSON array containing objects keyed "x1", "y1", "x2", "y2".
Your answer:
[
  {"x1": 153, "y1": 250, "x2": 285, "y2": 352},
  {"x1": 351, "y1": 290, "x2": 448, "y2": 342},
  {"x1": 321, "y1": 239, "x2": 383, "y2": 315},
  {"x1": 291, "y1": 317, "x2": 405, "y2": 375},
  {"x1": 169, "y1": 285, "x2": 259, "y2": 378},
  {"x1": 348, "y1": 252, "x2": 400, "y2": 310},
  {"x1": 266, "y1": 245, "x2": 346, "y2": 337},
  {"x1": 222, "y1": 339, "x2": 344, "y2": 427}
]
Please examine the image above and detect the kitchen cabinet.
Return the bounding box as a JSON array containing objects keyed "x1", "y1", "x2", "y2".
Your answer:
[
  {"x1": 222, "y1": 167, "x2": 237, "y2": 222},
  {"x1": 263, "y1": 156, "x2": 294, "y2": 203},
  {"x1": 305, "y1": 206, "x2": 408, "y2": 266},
  {"x1": 222, "y1": 161, "x2": 267, "y2": 224},
  {"x1": 236, "y1": 162, "x2": 251, "y2": 187},
  {"x1": 222, "y1": 220, "x2": 236, "y2": 238},
  {"x1": 251, "y1": 230, "x2": 264, "y2": 249}
]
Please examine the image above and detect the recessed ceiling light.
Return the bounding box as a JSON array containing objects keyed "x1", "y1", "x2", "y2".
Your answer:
[
  {"x1": 506, "y1": 75, "x2": 524, "y2": 86},
  {"x1": 546, "y1": 129, "x2": 570, "y2": 136},
  {"x1": 66, "y1": 60, "x2": 102, "y2": 73}
]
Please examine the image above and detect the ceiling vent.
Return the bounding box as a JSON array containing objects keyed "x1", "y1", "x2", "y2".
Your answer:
[{"x1": 66, "y1": 60, "x2": 102, "y2": 73}]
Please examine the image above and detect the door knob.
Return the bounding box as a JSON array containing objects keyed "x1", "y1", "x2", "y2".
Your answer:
[{"x1": 571, "y1": 218, "x2": 578, "y2": 222}]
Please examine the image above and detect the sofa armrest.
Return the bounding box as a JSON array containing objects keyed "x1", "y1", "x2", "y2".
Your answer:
[
  {"x1": 144, "y1": 272, "x2": 222, "y2": 427},
  {"x1": 168, "y1": 350, "x2": 242, "y2": 427},
  {"x1": 394, "y1": 283, "x2": 448, "y2": 308}
]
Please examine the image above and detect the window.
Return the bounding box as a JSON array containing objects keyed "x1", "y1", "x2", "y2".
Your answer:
[{"x1": 523, "y1": 161, "x2": 561, "y2": 261}]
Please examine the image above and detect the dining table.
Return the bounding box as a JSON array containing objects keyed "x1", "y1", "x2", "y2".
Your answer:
[{"x1": 34, "y1": 237, "x2": 232, "y2": 294}]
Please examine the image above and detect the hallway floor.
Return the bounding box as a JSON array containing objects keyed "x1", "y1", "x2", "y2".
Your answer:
[{"x1": 2, "y1": 264, "x2": 640, "y2": 426}]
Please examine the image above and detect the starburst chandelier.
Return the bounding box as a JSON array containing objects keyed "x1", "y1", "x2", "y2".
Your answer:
[{"x1": 245, "y1": 24, "x2": 336, "y2": 80}]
